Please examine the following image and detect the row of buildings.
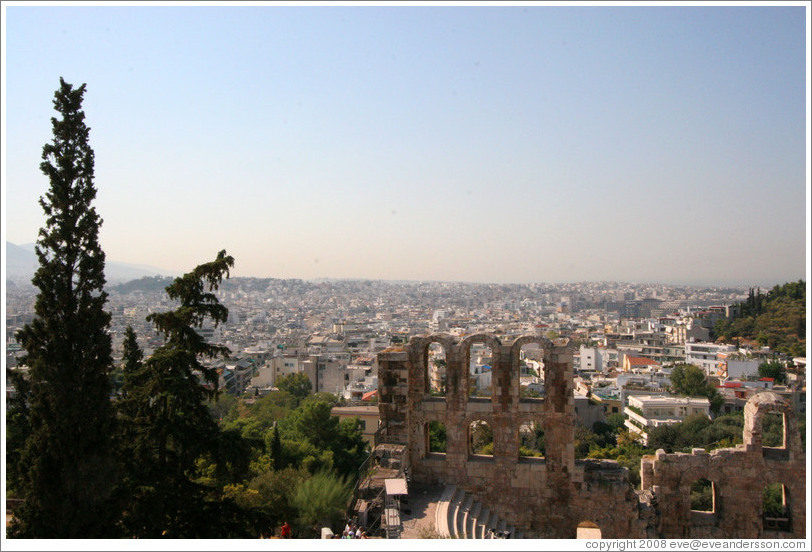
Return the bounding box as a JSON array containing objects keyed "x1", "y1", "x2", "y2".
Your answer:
[{"x1": 6, "y1": 278, "x2": 805, "y2": 447}]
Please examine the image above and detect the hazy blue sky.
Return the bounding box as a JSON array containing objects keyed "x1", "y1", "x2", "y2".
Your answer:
[{"x1": 2, "y1": 2, "x2": 809, "y2": 286}]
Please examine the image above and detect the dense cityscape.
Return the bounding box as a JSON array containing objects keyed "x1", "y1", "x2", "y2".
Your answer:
[
  {"x1": 8, "y1": 273, "x2": 806, "y2": 438},
  {"x1": 7, "y1": 276, "x2": 783, "y2": 400}
]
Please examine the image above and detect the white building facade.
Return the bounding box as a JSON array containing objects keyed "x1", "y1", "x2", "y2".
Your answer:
[
  {"x1": 624, "y1": 395, "x2": 710, "y2": 445},
  {"x1": 684, "y1": 341, "x2": 736, "y2": 376}
]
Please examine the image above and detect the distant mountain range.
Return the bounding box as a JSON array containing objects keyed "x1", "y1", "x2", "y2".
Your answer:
[{"x1": 5, "y1": 242, "x2": 176, "y2": 285}]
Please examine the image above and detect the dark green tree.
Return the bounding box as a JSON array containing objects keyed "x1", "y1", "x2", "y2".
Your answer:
[
  {"x1": 605, "y1": 413, "x2": 626, "y2": 431},
  {"x1": 11, "y1": 78, "x2": 120, "y2": 538},
  {"x1": 120, "y1": 326, "x2": 143, "y2": 397},
  {"x1": 762, "y1": 484, "x2": 787, "y2": 518},
  {"x1": 140, "y1": 250, "x2": 234, "y2": 469},
  {"x1": 5, "y1": 367, "x2": 31, "y2": 498},
  {"x1": 647, "y1": 412, "x2": 744, "y2": 453},
  {"x1": 276, "y1": 372, "x2": 313, "y2": 401},
  {"x1": 670, "y1": 364, "x2": 710, "y2": 396},
  {"x1": 110, "y1": 326, "x2": 142, "y2": 397},
  {"x1": 115, "y1": 325, "x2": 146, "y2": 498},
  {"x1": 332, "y1": 416, "x2": 369, "y2": 478},
  {"x1": 286, "y1": 399, "x2": 336, "y2": 449},
  {"x1": 669, "y1": 364, "x2": 724, "y2": 415},
  {"x1": 470, "y1": 421, "x2": 494, "y2": 455},
  {"x1": 758, "y1": 361, "x2": 787, "y2": 384},
  {"x1": 270, "y1": 425, "x2": 283, "y2": 470},
  {"x1": 280, "y1": 397, "x2": 368, "y2": 478},
  {"x1": 690, "y1": 479, "x2": 714, "y2": 512},
  {"x1": 241, "y1": 467, "x2": 305, "y2": 536},
  {"x1": 574, "y1": 424, "x2": 614, "y2": 459},
  {"x1": 119, "y1": 251, "x2": 254, "y2": 537},
  {"x1": 428, "y1": 420, "x2": 447, "y2": 453},
  {"x1": 711, "y1": 318, "x2": 732, "y2": 341}
]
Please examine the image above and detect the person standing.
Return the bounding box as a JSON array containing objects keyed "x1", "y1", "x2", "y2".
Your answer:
[{"x1": 281, "y1": 521, "x2": 291, "y2": 539}]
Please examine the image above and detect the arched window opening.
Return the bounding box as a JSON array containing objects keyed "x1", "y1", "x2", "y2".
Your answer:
[
  {"x1": 427, "y1": 421, "x2": 447, "y2": 454},
  {"x1": 518, "y1": 421, "x2": 545, "y2": 459},
  {"x1": 468, "y1": 420, "x2": 493, "y2": 456},
  {"x1": 576, "y1": 521, "x2": 602, "y2": 539},
  {"x1": 519, "y1": 343, "x2": 545, "y2": 399},
  {"x1": 690, "y1": 478, "x2": 715, "y2": 513},
  {"x1": 762, "y1": 411, "x2": 785, "y2": 448},
  {"x1": 468, "y1": 343, "x2": 493, "y2": 399},
  {"x1": 427, "y1": 343, "x2": 447, "y2": 397},
  {"x1": 762, "y1": 483, "x2": 791, "y2": 532}
]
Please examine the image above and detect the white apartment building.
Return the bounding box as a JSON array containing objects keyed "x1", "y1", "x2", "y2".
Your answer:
[
  {"x1": 720, "y1": 356, "x2": 760, "y2": 379},
  {"x1": 308, "y1": 354, "x2": 351, "y2": 396},
  {"x1": 429, "y1": 309, "x2": 450, "y2": 333},
  {"x1": 343, "y1": 375, "x2": 379, "y2": 402},
  {"x1": 624, "y1": 395, "x2": 710, "y2": 445},
  {"x1": 684, "y1": 341, "x2": 737, "y2": 377},
  {"x1": 469, "y1": 342, "x2": 494, "y2": 395},
  {"x1": 600, "y1": 348, "x2": 620, "y2": 370},
  {"x1": 579, "y1": 346, "x2": 604, "y2": 373},
  {"x1": 242, "y1": 344, "x2": 273, "y2": 366}
]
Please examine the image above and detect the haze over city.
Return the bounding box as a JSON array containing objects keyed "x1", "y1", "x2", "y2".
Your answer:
[{"x1": 2, "y1": 2, "x2": 809, "y2": 287}]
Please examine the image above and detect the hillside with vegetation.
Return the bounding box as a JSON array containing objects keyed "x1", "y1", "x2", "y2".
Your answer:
[
  {"x1": 110, "y1": 275, "x2": 176, "y2": 294},
  {"x1": 712, "y1": 280, "x2": 806, "y2": 357}
]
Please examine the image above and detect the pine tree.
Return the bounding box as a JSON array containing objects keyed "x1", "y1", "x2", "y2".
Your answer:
[
  {"x1": 120, "y1": 251, "x2": 254, "y2": 537},
  {"x1": 142, "y1": 250, "x2": 234, "y2": 473},
  {"x1": 12, "y1": 78, "x2": 120, "y2": 537}
]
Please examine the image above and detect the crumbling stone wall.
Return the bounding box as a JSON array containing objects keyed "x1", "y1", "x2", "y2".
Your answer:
[
  {"x1": 641, "y1": 392, "x2": 806, "y2": 539},
  {"x1": 377, "y1": 334, "x2": 806, "y2": 539},
  {"x1": 378, "y1": 334, "x2": 643, "y2": 538}
]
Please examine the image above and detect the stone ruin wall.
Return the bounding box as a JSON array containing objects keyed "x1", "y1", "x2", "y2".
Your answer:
[
  {"x1": 641, "y1": 392, "x2": 806, "y2": 539},
  {"x1": 377, "y1": 333, "x2": 806, "y2": 539}
]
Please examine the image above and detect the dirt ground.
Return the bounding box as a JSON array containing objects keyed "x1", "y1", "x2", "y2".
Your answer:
[{"x1": 398, "y1": 481, "x2": 446, "y2": 539}]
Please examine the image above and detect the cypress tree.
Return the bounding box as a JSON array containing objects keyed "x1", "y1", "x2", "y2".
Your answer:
[
  {"x1": 12, "y1": 78, "x2": 120, "y2": 537},
  {"x1": 271, "y1": 424, "x2": 282, "y2": 470},
  {"x1": 116, "y1": 325, "x2": 147, "y2": 496},
  {"x1": 5, "y1": 367, "x2": 31, "y2": 498},
  {"x1": 119, "y1": 325, "x2": 144, "y2": 400}
]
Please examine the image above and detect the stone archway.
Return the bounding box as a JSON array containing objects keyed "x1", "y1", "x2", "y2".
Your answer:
[{"x1": 576, "y1": 521, "x2": 602, "y2": 539}]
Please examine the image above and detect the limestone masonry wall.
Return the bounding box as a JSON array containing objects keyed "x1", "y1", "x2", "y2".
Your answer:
[
  {"x1": 377, "y1": 334, "x2": 806, "y2": 539},
  {"x1": 641, "y1": 392, "x2": 806, "y2": 538}
]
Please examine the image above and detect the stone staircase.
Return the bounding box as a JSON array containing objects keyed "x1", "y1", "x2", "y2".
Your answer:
[{"x1": 434, "y1": 485, "x2": 522, "y2": 539}]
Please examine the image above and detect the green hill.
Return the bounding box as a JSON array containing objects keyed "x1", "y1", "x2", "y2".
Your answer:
[
  {"x1": 111, "y1": 275, "x2": 176, "y2": 294},
  {"x1": 713, "y1": 280, "x2": 806, "y2": 357}
]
